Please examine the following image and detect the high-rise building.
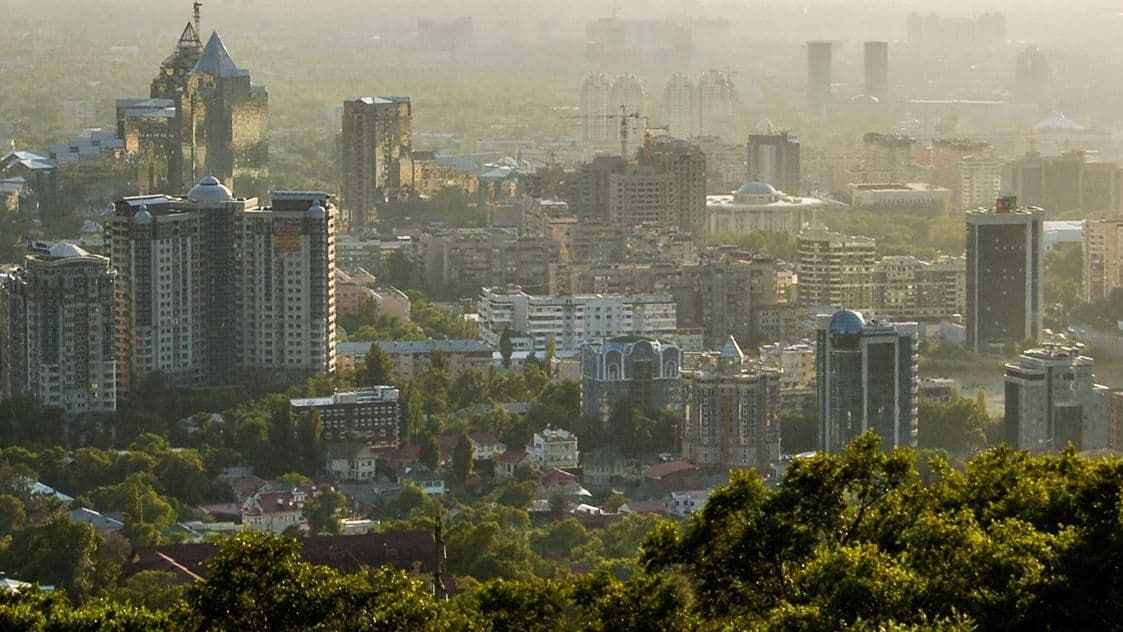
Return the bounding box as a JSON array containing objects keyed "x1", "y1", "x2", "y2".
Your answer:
[
  {"x1": 608, "y1": 166, "x2": 676, "y2": 226},
  {"x1": 235, "y1": 192, "x2": 337, "y2": 384},
  {"x1": 1015, "y1": 46, "x2": 1049, "y2": 102},
  {"x1": 677, "y1": 252, "x2": 779, "y2": 349},
  {"x1": 111, "y1": 179, "x2": 336, "y2": 391},
  {"x1": 568, "y1": 155, "x2": 626, "y2": 222},
  {"x1": 0, "y1": 242, "x2": 116, "y2": 414},
  {"x1": 873, "y1": 255, "x2": 965, "y2": 322},
  {"x1": 797, "y1": 228, "x2": 877, "y2": 310},
  {"x1": 682, "y1": 336, "x2": 781, "y2": 470},
  {"x1": 957, "y1": 156, "x2": 1003, "y2": 210},
  {"x1": 580, "y1": 335, "x2": 683, "y2": 423},
  {"x1": 1004, "y1": 345, "x2": 1108, "y2": 451},
  {"x1": 965, "y1": 202, "x2": 1044, "y2": 352},
  {"x1": 1083, "y1": 218, "x2": 1123, "y2": 303},
  {"x1": 664, "y1": 74, "x2": 695, "y2": 139},
  {"x1": 1003, "y1": 151, "x2": 1123, "y2": 213},
  {"x1": 340, "y1": 96, "x2": 413, "y2": 230},
  {"x1": 807, "y1": 41, "x2": 833, "y2": 112},
  {"x1": 697, "y1": 70, "x2": 735, "y2": 139},
  {"x1": 612, "y1": 74, "x2": 646, "y2": 148},
  {"x1": 581, "y1": 73, "x2": 613, "y2": 142},
  {"x1": 747, "y1": 131, "x2": 801, "y2": 194},
  {"x1": 862, "y1": 133, "x2": 916, "y2": 182},
  {"x1": 863, "y1": 42, "x2": 889, "y2": 103},
  {"x1": 816, "y1": 310, "x2": 918, "y2": 453},
  {"x1": 118, "y1": 9, "x2": 268, "y2": 198},
  {"x1": 637, "y1": 135, "x2": 708, "y2": 234}
]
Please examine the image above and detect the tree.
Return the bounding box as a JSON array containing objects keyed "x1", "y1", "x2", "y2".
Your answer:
[
  {"x1": 452, "y1": 432, "x2": 475, "y2": 483},
  {"x1": 363, "y1": 343, "x2": 396, "y2": 387},
  {"x1": 917, "y1": 390, "x2": 991, "y2": 456},
  {"x1": 544, "y1": 336, "x2": 556, "y2": 369},
  {"x1": 400, "y1": 381, "x2": 425, "y2": 444},
  {"x1": 304, "y1": 486, "x2": 348, "y2": 535},
  {"x1": 418, "y1": 431, "x2": 441, "y2": 471},
  {"x1": 1, "y1": 516, "x2": 125, "y2": 603},
  {"x1": 500, "y1": 327, "x2": 514, "y2": 369}
]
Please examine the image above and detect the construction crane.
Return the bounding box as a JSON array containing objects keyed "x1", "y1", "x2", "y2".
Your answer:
[{"x1": 568, "y1": 105, "x2": 643, "y2": 162}]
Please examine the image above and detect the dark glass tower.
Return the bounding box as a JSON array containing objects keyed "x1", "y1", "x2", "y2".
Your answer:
[{"x1": 817, "y1": 310, "x2": 918, "y2": 452}]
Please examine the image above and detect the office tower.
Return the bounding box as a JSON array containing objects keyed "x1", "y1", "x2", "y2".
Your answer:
[
  {"x1": 697, "y1": 70, "x2": 735, "y2": 138},
  {"x1": 664, "y1": 74, "x2": 695, "y2": 139},
  {"x1": 1003, "y1": 151, "x2": 1123, "y2": 213},
  {"x1": 797, "y1": 228, "x2": 876, "y2": 310},
  {"x1": 1083, "y1": 218, "x2": 1123, "y2": 302},
  {"x1": 807, "y1": 41, "x2": 832, "y2": 112},
  {"x1": 863, "y1": 41, "x2": 889, "y2": 102},
  {"x1": 816, "y1": 310, "x2": 918, "y2": 453},
  {"x1": 118, "y1": 9, "x2": 268, "y2": 199},
  {"x1": 637, "y1": 135, "x2": 708, "y2": 234},
  {"x1": 235, "y1": 192, "x2": 337, "y2": 384},
  {"x1": 580, "y1": 72, "x2": 613, "y2": 142},
  {"x1": 682, "y1": 336, "x2": 781, "y2": 470},
  {"x1": 1015, "y1": 46, "x2": 1049, "y2": 101},
  {"x1": 0, "y1": 243, "x2": 116, "y2": 414},
  {"x1": 612, "y1": 74, "x2": 646, "y2": 150},
  {"x1": 965, "y1": 202, "x2": 1044, "y2": 352},
  {"x1": 580, "y1": 335, "x2": 683, "y2": 423},
  {"x1": 747, "y1": 131, "x2": 801, "y2": 194},
  {"x1": 340, "y1": 96, "x2": 413, "y2": 230},
  {"x1": 111, "y1": 179, "x2": 336, "y2": 391},
  {"x1": 1004, "y1": 345, "x2": 1109, "y2": 451}
]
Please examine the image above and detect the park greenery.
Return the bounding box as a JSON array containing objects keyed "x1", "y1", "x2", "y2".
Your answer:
[{"x1": 7, "y1": 436, "x2": 1123, "y2": 629}]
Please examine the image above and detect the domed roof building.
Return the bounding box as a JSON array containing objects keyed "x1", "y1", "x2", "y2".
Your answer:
[
  {"x1": 187, "y1": 176, "x2": 234, "y2": 204},
  {"x1": 707, "y1": 181, "x2": 825, "y2": 236}
]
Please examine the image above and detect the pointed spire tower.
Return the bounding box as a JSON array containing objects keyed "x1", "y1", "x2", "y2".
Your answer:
[
  {"x1": 192, "y1": 31, "x2": 249, "y2": 79},
  {"x1": 719, "y1": 335, "x2": 745, "y2": 373},
  {"x1": 150, "y1": 16, "x2": 204, "y2": 99}
]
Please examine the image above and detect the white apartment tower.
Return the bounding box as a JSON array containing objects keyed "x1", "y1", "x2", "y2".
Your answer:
[
  {"x1": 664, "y1": 74, "x2": 695, "y2": 140},
  {"x1": 580, "y1": 72, "x2": 613, "y2": 142},
  {"x1": 0, "y1": 242, "x2": 117, "y2": 414},
  {"x1": 235, "y1": 192, "x2": 337, "y2": 383}
]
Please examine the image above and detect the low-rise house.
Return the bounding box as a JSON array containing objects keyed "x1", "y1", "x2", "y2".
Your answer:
[
  {"x1": 375, "y1": 444, "x2": 421, "y2": 472},
  {"x1": 582, "y1": 448, "x2": 640, "y2": 488},
  {"x1": 469, "y1": 432, "x2": 506, "y2": 461},
  {"x1": 528, "y1": 427, "x2": 579, "y2": 469},
  {"x1": 398, "y1": 465, "x2": 445, "y2": 495},
  {"x1": 493, "y1": 449, "x2": 532, "y2": 481},
  {"x1": 327, "y1": 444, "x2": 379, "y2": 481},
  {"x1": 538, "y1": 467, "x2": 592, "y2": 499},
  {"x1": 641, "y1": 460, "x2": 701, "y2": 494},
  {"x1": 69, "y1": 508, "x2": 123, "y2": 532},
  {"x1": 241, "y1": 486, "x2": 315, "y2": 534},
  {"x1": 666, "y1": 489, "x2": 713, "y2": 517},
  {"x1": 619, "y1": 500, "x2": 666, "y2": 515}
]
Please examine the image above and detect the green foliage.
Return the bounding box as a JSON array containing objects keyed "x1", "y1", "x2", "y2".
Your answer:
[
  {"x1": 0, "y1": 515, "x2": 127, "y2": 603},
  {"x1": 823, "y1": 209, "x2": 965, "y2": 259},
  {"x1": 918, "y1": 390, "x2": 993, "y2": 456},
  {"x1": 706, "y1": 230, "x2": 799, "y2": 260},
  {"x1": 452, "y1": 432, "x2": 475, "y2": 484},
  {"x1": 304, "y1": 485, "x2": 349, "y2": 535},
  {"x1": 361, "y1": 343, "x2": 396, "y2": 388}
]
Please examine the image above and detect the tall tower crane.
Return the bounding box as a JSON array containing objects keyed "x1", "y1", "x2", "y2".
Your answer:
[{"x1": 570, "y1": 105, "x2": 643, "y2": 162}]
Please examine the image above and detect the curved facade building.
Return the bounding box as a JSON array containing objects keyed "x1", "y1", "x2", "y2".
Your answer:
[
  {"x1": 816, "y1": 310, "x2": 918, "y2": 453},
  {"x1": 580, "y1": 335, "x2": 683, "y2": 423}
]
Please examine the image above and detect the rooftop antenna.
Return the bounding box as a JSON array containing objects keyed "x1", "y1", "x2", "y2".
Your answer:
[{"x1": 193, "y1": 2, "x2": 202, "y2": 36}]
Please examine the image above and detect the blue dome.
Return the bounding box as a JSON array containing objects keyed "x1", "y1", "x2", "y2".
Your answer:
[
  {"x1": 829, "y1": 310, "x2": 864, "y2": 348},
  {"x1": 736, "y1": 181, "x2": 777, "y2": 196}
]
